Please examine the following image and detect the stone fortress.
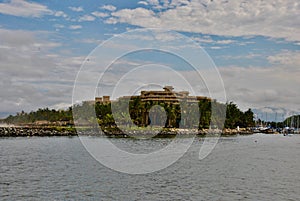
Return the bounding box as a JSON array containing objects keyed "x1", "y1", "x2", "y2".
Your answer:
[{"x1": 95, "y1": 86, "x2": 212, "y2": 104}]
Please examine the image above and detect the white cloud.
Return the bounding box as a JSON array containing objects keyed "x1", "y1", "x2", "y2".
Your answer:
[
  {"x1": 92, "y1": 11, "x2": 109, "y2": 18},
  {"x1": 191, "y1": 36, "x2": 213, "y2": 44},
  {"x1": 219, "y1": 65, "x2": 300, "y2": 111},
  {"x1": 54, "y1": 11, "x2": 68, "y2": 18},
  {"x1": 0, "y1": 29, "x2": 80, "y2": 114},
  {"x1": 267, "y1": 50, "x2": 300, "y2": 67},
  {"x1": 148, "y1": 0, "x2": 159, "y2": 5},
  {"x1": 210, "y1": 46, "x2": 223, "y2": 50},
  {"x1": 69, "y1": 25, "x2": 82, "y2": 30},
  {"x1": 54, "y1": 24, "x2": 64, "y2": 29},
  {"x1": 107, "y1": 8, "x2": 159, "y2": 25},
  {"x1": 78, "y1": 14, "x2": 95, "y2": 22},
  {"x1": 69, "y1": 6, "x2": 84, "y2": 12},
  {"x1": 105, "y1": 17, "x2": 118, "y2": 24},
  {"x1": 106, "y1": 0, "x2": 300, "y2": 42},
  {"x1": 78, "y1": 38, "x2": 102, "y2": 44},
  {"x1": 192, "y1": 36, "x2": 235, "y2": 45},
  {"x1": 138, "y1": 1, "x2": 148, "y2": 6},
  {"x1": 219, "y1": 53, "x2": 261, "y2": 60},
  {"x1": 237, "y1": 41, "x2": 256, "y2": 46},
  {"x1": 0, "y1": 0, "x2": 52, "y2": 17},
  {"x1": 215, "y1": 40, "x2": 235, "y2": 45},
  {"x1": 101, "y1": 5, "x2": 117, "y2": 11}
]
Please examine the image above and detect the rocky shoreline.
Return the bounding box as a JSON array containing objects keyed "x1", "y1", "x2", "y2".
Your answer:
[
  {"x1": 0, "y1": 127, "x2": 77, "y2": 137},
  {"x1": 0, "y1": 126, "x2": 254, "y2": 137}
]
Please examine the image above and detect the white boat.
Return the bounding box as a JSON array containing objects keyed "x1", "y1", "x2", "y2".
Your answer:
[{"x1": 283, "y1": 127, "x2": 294, "y2": 136}]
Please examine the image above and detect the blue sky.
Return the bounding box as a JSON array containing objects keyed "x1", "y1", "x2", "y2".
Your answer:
[{"x1": 0, "y1": 0, "x2": 299, "y2": 121}]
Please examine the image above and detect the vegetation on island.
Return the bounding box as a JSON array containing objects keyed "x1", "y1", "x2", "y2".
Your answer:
[
  {"x1": 283, "y1": 115, "x2": 300, "y2": 128},
  {"x1": 4, "y1": 107, "x2": 73, "y2": 126},
  {"x1": 4, "y1": 97, "x2": 256, "y2": 133}
]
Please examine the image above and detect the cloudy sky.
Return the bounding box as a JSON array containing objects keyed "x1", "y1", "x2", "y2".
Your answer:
[{"x1": 0, "y1": 0, "x2": 299, "y2": 121}]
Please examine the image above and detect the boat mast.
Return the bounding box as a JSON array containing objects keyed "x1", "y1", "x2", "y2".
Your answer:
[
  {"x1": 275, "y1": 112, "x2": 277, "y2": 128},
  {"x1": 297, "y1": 115, "x2": 299, "y2": 131}
]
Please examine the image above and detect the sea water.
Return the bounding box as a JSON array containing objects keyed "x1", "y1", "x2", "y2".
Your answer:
[{"x1": 0, "y1": 134, "x2": 299, "y2": 200}]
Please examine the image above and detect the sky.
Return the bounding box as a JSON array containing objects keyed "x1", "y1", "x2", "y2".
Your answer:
[{"x1": 0, "y1": 0, "x2": 299, "y2": 121}]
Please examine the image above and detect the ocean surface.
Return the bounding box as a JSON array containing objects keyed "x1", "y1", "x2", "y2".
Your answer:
[{"x1": 1, "y1": 134, "x2": 299, "y2": 201}]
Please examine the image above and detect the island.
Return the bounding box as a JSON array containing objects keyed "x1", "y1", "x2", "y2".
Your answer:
[{"x1": 2, "y1": 86, "x2": 296, "y2": 137}]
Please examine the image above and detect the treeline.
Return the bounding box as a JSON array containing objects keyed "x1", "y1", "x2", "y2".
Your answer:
[
  {"x1": 5, "y1": 107, "x2": 73, "y2": 125},
  {"x1": 225, "y1": 103, "x2": 255, "y2": 128},
  {"x1": 5, "y1": 99, "x2": 255, "y2": 129},
  {"x1": 283, "y1": 115, "x2": 300, "y2": 128}
]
